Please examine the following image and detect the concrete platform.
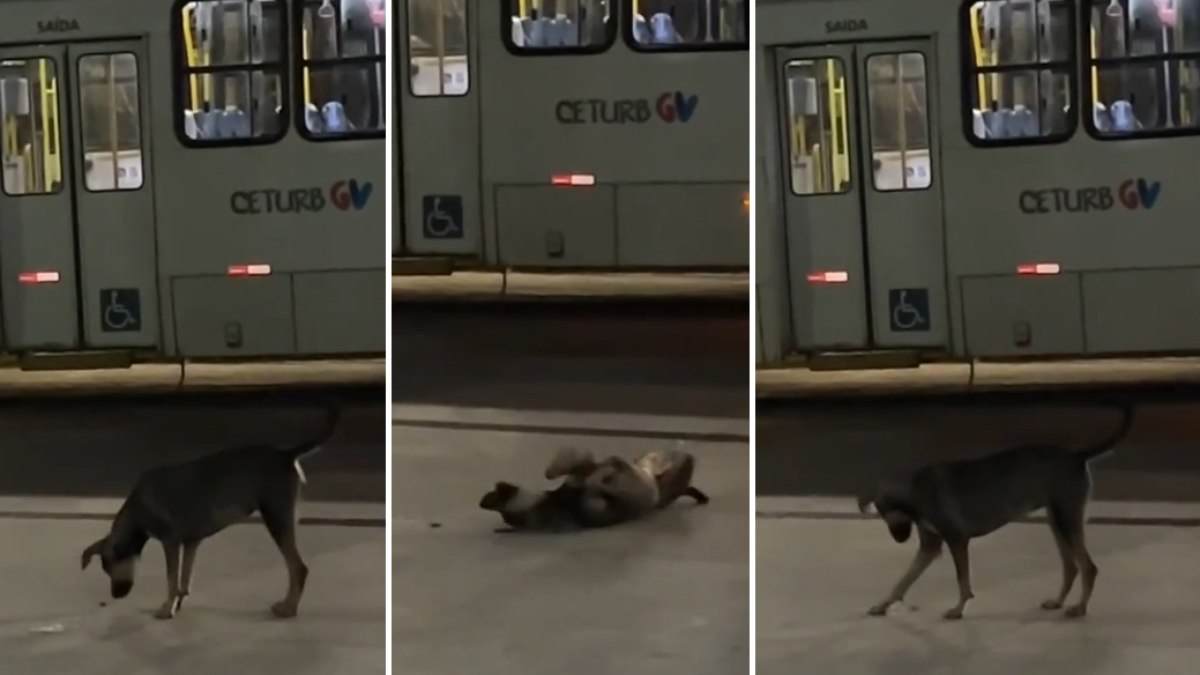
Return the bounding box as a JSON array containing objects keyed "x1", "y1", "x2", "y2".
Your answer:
[
  {"x1": 0, "y1": 500, "x2": 384, "y2": 674},
  {"x1": 393, "y1": 407, "x2": 750, "y2": 675},
  {"x1": 757, "y1": 357, "x2": 1200, "y2": 398},
  {"x1": 0, "y1": 359, "x2": 383, "y2": 398},
  {"x1": 391, "y1": 271, "x2": 749, "y2": 302},
  {"x1": 757, "y1": 497, "x2": 1200, "y2": 675}
]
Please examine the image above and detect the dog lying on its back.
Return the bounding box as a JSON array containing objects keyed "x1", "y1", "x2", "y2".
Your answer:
[
  {"x1": 479, "y1": 447, "x2": 709, "y2": 531},
  {"x1": 856, "y1": 403, "x2": 1133, "y2": 620},
  {"x1": 81, "y1": 401, "x2": 340, "y2": 620}
]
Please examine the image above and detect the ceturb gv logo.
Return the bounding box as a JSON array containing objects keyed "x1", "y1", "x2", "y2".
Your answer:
[
  {"x1": 1117, "y1": 178, "x2": 1161, "y2": 210},
  {"x1": 656, "y1": 91, "x2": 699, "y2": 123},
  {"x1": 331, "y1": 179, "x2": 373, "y2": 211}
]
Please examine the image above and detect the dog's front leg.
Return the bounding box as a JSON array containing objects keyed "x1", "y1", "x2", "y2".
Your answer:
[
  {"x1": 943, "y1": 539, "x2": 975, "y2": 620},
  {"x1": 155, "y1": 541, "x2": 183, "y2": 620},
  {"x1": 868, "y1": 535, "x2": 942, "y2": 616},
  {"x1": 177, "y1": 542, "x2": 200, "y2": 609}
]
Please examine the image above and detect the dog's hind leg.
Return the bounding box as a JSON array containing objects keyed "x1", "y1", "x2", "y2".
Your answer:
[
  {"x1": 177, "y1": 542, "x2": 200, "y2": 609},
  {"x1": 1064, "y1": 528, "x2": 1098, "y2": 618},
  {"x1": 868, "y1": 531, "x2": 943, "y2": 616},
  {"x1": 1054, "y1": 483, "x2": 1099, "y2": 618},
  {"x1": 155, "y1": 541, "x2": 183, "y2": 620},
  {"x1": 1041, "y1": 510, "x2": 1078, "y2": 611},
  {"x1": 685, "y1": 487, "x2": 709, "y2": 504},
  {"x1": 261, "y1": 495, "x2": 308, "y2": 619},
  {"x1": 943, "y1": 540, "x2": 975, "y2": 620}
]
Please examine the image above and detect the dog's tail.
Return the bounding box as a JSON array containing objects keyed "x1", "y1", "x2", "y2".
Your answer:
[
  {"x1": 1078, "y1": 401, "x2": 1135, "y2": 462},
  {"x1": 285, "y1": 398, "x2": 341, "y2": 461}
]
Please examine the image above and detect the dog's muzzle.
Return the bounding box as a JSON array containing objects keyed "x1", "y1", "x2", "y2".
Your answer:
[{"x1": 110, "y1": 580, "x2": 133, "y2": 599}]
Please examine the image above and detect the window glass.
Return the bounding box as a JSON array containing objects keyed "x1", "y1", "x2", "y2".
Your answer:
[
  {"x1": 964, "y1": 0, "x2": 1075, "y2": 142},
  {"x1": 0, "y1": 57, "x2": 63, "y2": 195},
  {"x1": 784, "y1": 58, "x2": 852, "y2": 195},
  {"x1": 505, "y1": 0, "x2": 615, "y2": 52},
  {"x1": 409, "y1": 0, "x2": 469, "y2": 96},
  {"x1": 866, "y1": 53, "x2": 933, "y2": 191},
  {"x1": 299, "y1": 0, "x2": 386, "y2": 138},
  {"x1": 627, "y1": 0, "x2": 747, "y2": 50},
  {"x1": 79, "y1": 53, "x2": 144, "y2": 191},
  {"x1": 178, "y1": 0, "x2": 286, "y2": 144},
  {"x1": 1087, "y1": 0, "x2": 1200, "y2": 136}
]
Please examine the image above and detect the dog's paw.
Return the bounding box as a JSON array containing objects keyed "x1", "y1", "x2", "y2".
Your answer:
[
  {"x1": 154, "y1": 602, "x2": 178, "y2": 620},
  {"x1": 1064, "y1": 604, "x2": 1088, "y2": 619},
  {"x1": 942, "y1": 607, "x2": 964, "y2": 621},
  {"x1": 866, "y1": 603, "x2": 891, "y2": 617},
  {"x1": 1040, "y1": 599, "x2": 1063, "y2": 610},
  {"x1": 271, "y1": 601, "x2": 298, "y2": 619}
]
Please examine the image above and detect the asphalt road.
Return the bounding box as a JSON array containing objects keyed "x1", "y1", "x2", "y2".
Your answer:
[
  {"x1": 392, "y1": 299, "x2": 750, "y2": 417},
  {"x1": 0, "y1": 386, "x2": 385, "y2": 502},
  {"x1": 758, "y1": 387, "x2": 1200, "y2": 502}
]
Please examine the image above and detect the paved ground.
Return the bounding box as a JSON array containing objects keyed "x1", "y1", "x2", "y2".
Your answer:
[
  {"x1": 0, "y1": 389, "x2": 387, "y2": 673},
  {"x1": 392, "y1": 299, "x2": 750, "y2": 674},
  {"x1": 757, "y1": 390, "x2": 1200, "y2": 674},
  {"x1": 757, "y1": 498, "x2": 1200, "y2": 675},
  {"x1": 393, "y1": 409, "x2": 749, "y2": 675}
]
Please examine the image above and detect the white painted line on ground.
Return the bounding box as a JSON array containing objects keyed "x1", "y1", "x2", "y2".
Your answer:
[
  {"x1": 391, "y1": 403, "x2": 748, "y2": 439},
  {"x1": 757, "y1": 495, "x2": 1200, "y2": 521}
]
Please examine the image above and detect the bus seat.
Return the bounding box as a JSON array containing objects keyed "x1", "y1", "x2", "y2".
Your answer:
[
  {"x1": 633, "y1": 14, "x2": 651, "y2": 43},
  {"x1": 511, "y1": 17, "x2": 526, "y2": 46},
  {"x1": 1009, "y1": 105, "x2": 1037, "y2": 136},
  {"x1": 1110, "y1": 100, "x2": 1141, "y2": 132},
  {"x1": 522, "y1": 17, "x2": 542, "y2": 46},
  {"x1": 971, "y1": 109, "x2": 987, "y2": 138},
  {"x1": 1092, "y1": 102, "x2": 1112, "y2": 133},
  {"x1": 559, "y1": 17, "x2": 578, "y2": 46},
  {"x1": 219, "y1": 107, "x2": 251, "y2": 138},
  {"x1": 983, "y1": 109, "x2": 1009, "y2": 138},
  {"x1": 305, "y1": 102, "x2": 325, "y2": 134},
  {"x1": 650, "y1": 13, "x2": 679, "y2": 44},
  {"x1": 184, "y1": 110, "x2": 201, "y2": 139},
  {"x1": 322, "y1": 101, "x2": 352, "y2": 133}
]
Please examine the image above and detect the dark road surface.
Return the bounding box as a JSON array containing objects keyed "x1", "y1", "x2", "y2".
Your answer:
[
  {"x1": 392, "y1": 300, "x2": 750, "y2": 417},
  {"x1": 0, "y1": 387, "x2": 385, "y2": 502},
  {"x1": 758, "y1": 388, "x2": 1200, "y2": 502}
]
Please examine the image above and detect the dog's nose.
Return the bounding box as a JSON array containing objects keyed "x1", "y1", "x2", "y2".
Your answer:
[{"x1": 111, "y1": 581, "x2": 132, "y2": 599}]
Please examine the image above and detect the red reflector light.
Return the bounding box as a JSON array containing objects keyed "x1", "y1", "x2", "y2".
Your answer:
[
  {"x1": 551, "y1": 173, "x2": 596, "y2": 187},
  {"x1": 806, "y1": 270, "x2": 849, "y2": 283},
  {"x1": 1017, "y1": 263, "x2": 1061, "y2": 275},
  {"x1": 228, "y1": 264, "x2": 272, "y2": 276},
  {"x1": 18, "y1": 271, "x2": 60, "y2": 284}
]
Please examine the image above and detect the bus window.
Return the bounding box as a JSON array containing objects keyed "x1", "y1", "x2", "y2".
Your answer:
[
  {"x1": 1086, "y1": 0, "x2": 1200, "y2": 137},
  {"x1": 866, "y1": 53, "x2": 933, "y2": 191},
  {"x1": 80, "y1": 53, "x2": 144, "y2": 191},
  {"x1": 176, "y1": 0, "x2": 286, "y2": 146},
  {"x1": 503, "y1": 0, "x2": 616, "y2": 54},
  {"x1": 297, "y1": 0, "x2": 386, "y2": 140},
  {"x1": 0, "y1": 58, "x2": 63, "y2": 195},
  {"x1": 409, "y1": 0, "x2": 469, "y2": 96},
  {"x1": 625, "y1": 0, "x2": 747, "y2": 51},
  {"x1": 962, "y1": 0, "x2": 1076, "y2": 144}
]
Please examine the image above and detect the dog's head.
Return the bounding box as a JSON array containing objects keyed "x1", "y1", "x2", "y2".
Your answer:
[
  {"x1": 857, "y1": 481, "x2": 915, "y2": 544},
  {"x1": 479, "y1": 481, "x2": 521, "y2": 511},
  {"x1": 81, "y1": 535, "x2": 140, "y2": 599}
]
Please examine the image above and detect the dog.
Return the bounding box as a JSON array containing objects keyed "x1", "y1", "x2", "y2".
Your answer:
[
  {"x1": 856, "y1": 402, "x2": 1133, "y2": 620},
  {"x1": 479, "y1": 447, "x2": 709, "y2": 531},
  {"x1": 81, "y1": 400, "x2": 340, "y2": 620}
]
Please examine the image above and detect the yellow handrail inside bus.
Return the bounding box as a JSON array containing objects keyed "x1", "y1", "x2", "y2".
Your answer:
[
  {"x1": 303, "y1": 27, "x2": 312, "y2": 104},
  {"x1": 183, "y1": 5, "x2": 199, "y2": 110},
  {"x1": 1090, "y1": 25, "x2": 1098, "y2": 107},
  {"x1": 970, "y1": 5, "x2": 987, "y2": 105},
  {"x1": 39, "y1": 59, "x2": 59, "y2": 190}
]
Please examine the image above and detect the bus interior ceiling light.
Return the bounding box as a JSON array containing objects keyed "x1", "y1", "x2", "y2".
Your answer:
[
  {"x1": 228, "y1": 263, "x2": 272, "y2": 276},
  {"x1": 1017, "y1": 262, "x2": 1061, "y2": 275},
  {"x1": 551, "y1": 174, "x2": 596, "y2": 187}
]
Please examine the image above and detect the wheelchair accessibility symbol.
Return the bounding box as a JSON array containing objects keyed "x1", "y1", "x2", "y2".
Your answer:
[
  {"x1": 422, "y1": 195, "x2": 463, "y2": 239},
  {"x1": 887, "y1": 288, "x2": 930, "y2": 332},
  {"x1": 100, "y1": 288, "x2": 141, "y2": 333}
]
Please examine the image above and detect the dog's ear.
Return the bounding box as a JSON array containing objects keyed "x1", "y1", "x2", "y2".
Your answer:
[{"x1": 81, "y1": 537, "x2": 106, "y2": 570}]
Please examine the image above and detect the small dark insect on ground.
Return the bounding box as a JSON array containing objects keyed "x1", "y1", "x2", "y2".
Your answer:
[{"x1": 429, "y1": 522, "x2": 442, "y2": 528}]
